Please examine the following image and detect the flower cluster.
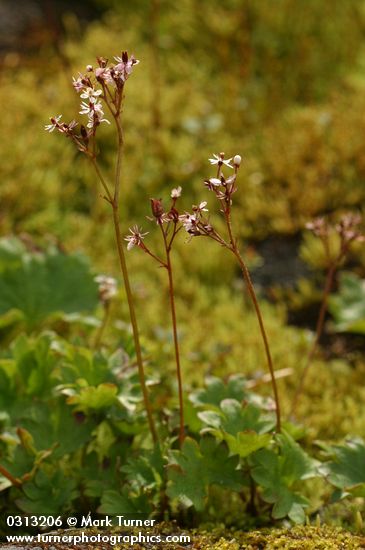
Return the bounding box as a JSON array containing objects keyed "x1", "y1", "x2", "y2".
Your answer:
[
  {"x1": 44, "y1": 116, "x2": 77, "y2": 135},
  {"x1": 126, "y1": 187, "x2": 185, "y2": 255},
  {"x1": 306, "y1": 212, "x2": 364, "y2": 264},
  {"x1": 335, "y1": 213, "x2": 365, "y2": 245},
  {"x1": 45, "y1": 51, "x2": 139, "y2": 151},
  {"x1": 179, "y1": 152, "x2": 242, "y2": 241}
]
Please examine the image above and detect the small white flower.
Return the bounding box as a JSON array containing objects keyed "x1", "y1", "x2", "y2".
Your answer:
[
  {"x1": 171, "y1": 186, "x2": 182, "y2": 199},
  {"x1": 209, "y1": 153, "x2": 233, "y2": 168},
  {"x1": 113, "y1": 54, "x2": 140, "y2": 81},
  {"x1": 208, "y1": 178, "x2": 221, "y2": 186},
  {"x1": 95, "y1": 67, "x2": 113, "y2": 84},
  {"x1": 80, "y1": 100, "x2": 110, "y2": 128},
  {"x1": 199, "y1": 201, "x2": 208, "y2": 210},
  {"x1": 79, "y1": 101, "x2": 92, "y2": 116},
  {"x1": 80, "y1": 87, "x2": 102, "y2": 102},
  {"x1": 93, "y1": 101, "x2": 104, "y2": 115},
  {"x1": 193, "y1": 201, "x2": 208, "y2": 215},
  {"x1": 179, "y1": 213, "x2": 200, "y2": 234},
  {"x1": 233, "y1": 155, "x2": 242, "y2": 167},
  {"x1": 72, "y1": 76, "x2": 85, "y2": 93},
  {"x1": 86, "y1": 116, "x2": 110, "y2": 129},
  {"x1": 124, "y1": 226, "x2": 148, "y2": 250},
  {"x1": 45, "y1": 115, "x2": 62, "y2": 132}
]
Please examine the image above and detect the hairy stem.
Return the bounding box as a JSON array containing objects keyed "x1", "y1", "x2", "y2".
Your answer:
[{"x1": 290, "y1": 261, "x2": 337, "y2": 416}]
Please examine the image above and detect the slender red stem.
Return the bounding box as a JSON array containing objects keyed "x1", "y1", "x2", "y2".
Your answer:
[
  {"x1": 0, "y1": 464, "x2": 22, "y2": 488},
  {"x1": 112, "y1": 205, "x2": 157, "y2": 443},
  {"x1": 222, "y1": 198, "x2": 281, "y2": 431},
  {"x1": 233, "y1": 246, "x2": 281, "y2": 432},
  {"x1": 160, "y1": 225, "x2": 185, "y2": 445},
  {"x1": 89, "y1": 104, "x2": 158, "y2": 443}
]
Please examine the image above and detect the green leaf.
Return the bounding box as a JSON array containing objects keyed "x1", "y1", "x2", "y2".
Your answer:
[
  {"x1": 167, "y1": 436, "x2": 242, "y2": 511},
  {"x1": 16, "y1": 470, "x2": 78, "y2": 515},
  {"x1": 221, "y1": 399, "x2": 275, "y2": 435},
  {"x1": 224, "y1": 432, "x2": 272, "y2": 458},
  {"x1": 14, "y1": 333, "x2": 58, "y2": 397},
  {"x1": 277, "y1": 433, "x2": 318, "y2": 484},
  {"x1": 0, "y1": 238, "x2": 98, "y2": 330},
  {"x1": 199, "y1": 399, "x2": 274, "y2": 435},
  {"x1": 87, "y1": 421, "x2": 116, "y2": 462},
  {"x1": 83, "y1": 452, "x2": 126, "y2": 499},
  {"x1": 67, "y1": 383, "x2": 118, "y2": 412},
  {"x1": 199, "y1": 399, "x2": 274, "y2": 458},
  {"x1": 329, "y1": 272, "x2": 365, "y2": 334},
  {"x1": 321, "y1": 438, "x2": 365, "y2": 491},
  {"x1": 122, "y1": 446, "x2": 164, "y2": 491},
  {"x1": 59, "y1": 346, "x2": 115, "y2": 387},
  {"x1": 18, "y1": 401, "x2": 93, "y2": 458},
  {"x1": 250, "y1": 433, "x2": 318, "y2": 523},
  {"x1": 98, "y1": 488, "x2": 152, "y2": 515},
  {"x1": 190, "y1": 375, "x2": 248, "y2": 408}
]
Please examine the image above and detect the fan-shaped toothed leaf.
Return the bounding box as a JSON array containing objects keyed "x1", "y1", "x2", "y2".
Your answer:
[
  {"x1": 199, "y1": 399, "x2": 274, "y2": 458},
  {"x1": 250, "y1": 433, "x2": 318, "y2": 523},
  {"x1": 321, "y1": 438, "x2": 365, "y2": 493},
  {"x1": 0, "y1": 238, "x2": 98, "y2": 330},
  {"x1": 167, "y1": 437, "x2": 243, "y2": 511}
]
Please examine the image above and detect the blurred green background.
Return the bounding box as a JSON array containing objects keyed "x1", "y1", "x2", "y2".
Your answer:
[{"x1": 1, "y1": 0, "x2": 365, "y2": 428}]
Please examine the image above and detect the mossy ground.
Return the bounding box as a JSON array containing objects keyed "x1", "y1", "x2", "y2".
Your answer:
[{"x1": 2, "y1": 524, "x2": 365, "y2": 550}]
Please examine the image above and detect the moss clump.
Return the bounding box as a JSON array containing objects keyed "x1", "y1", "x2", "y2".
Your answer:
[{"x1": 231, "y1": 526, "x2": 365, "y2": 549}]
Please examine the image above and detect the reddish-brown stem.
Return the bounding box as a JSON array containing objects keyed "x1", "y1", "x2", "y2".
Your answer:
[
  {"x1": 290, "y1": 260, "x2": 338, "y2": 416},
  {"x1": 89, "y1": 104, "x2": 158, "y2": 443},
  {"x1": 160, "y1": 225, "x2": 185, "y2": 446},
  {"x1": 141, "y1": 245, "x2": 165, "y2": 267},
  {"x1": 223, "y1": 206, "x2": 281, "y2": 431},
  {"x1": 0, "y1": 464, "x2": 22, "y2": 488},
  {"x1": 233, "y1": 246, "x2": 281, "y2": 432},
  {"x1": 89, "y1": 157, "x2": 113, "y2": 203},
  {"x1": 112, "y1": 205, "x2": 157, "y2": 443}
]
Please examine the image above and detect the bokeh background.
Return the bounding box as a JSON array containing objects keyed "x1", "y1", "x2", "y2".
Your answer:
[{"x1": 1, "y1": 0, "x2": 365, "y2": 436}]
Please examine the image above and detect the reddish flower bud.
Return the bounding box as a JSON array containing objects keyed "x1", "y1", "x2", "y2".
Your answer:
[
  {"x1": 150, "y1": 198, "x2": 164, "y2": 219},
  {"x1": 168, "y1": 207, "x2": 179, "y2": 222}
]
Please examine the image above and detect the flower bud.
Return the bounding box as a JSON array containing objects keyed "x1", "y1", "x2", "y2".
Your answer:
[
  {"x1": 168, "y1": 207, "x2": 179, "y2": 222},
  {"x1": 233, "y1": 155, "x2": 242, "y2": 167},
  {"x1": 150, "y1": 198, "x2": 164, "y2": 219}
]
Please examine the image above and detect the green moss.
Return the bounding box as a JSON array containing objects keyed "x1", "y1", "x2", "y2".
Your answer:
[{"x1": 70, "y1": 524, "x2": 365, "y2": 549}]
